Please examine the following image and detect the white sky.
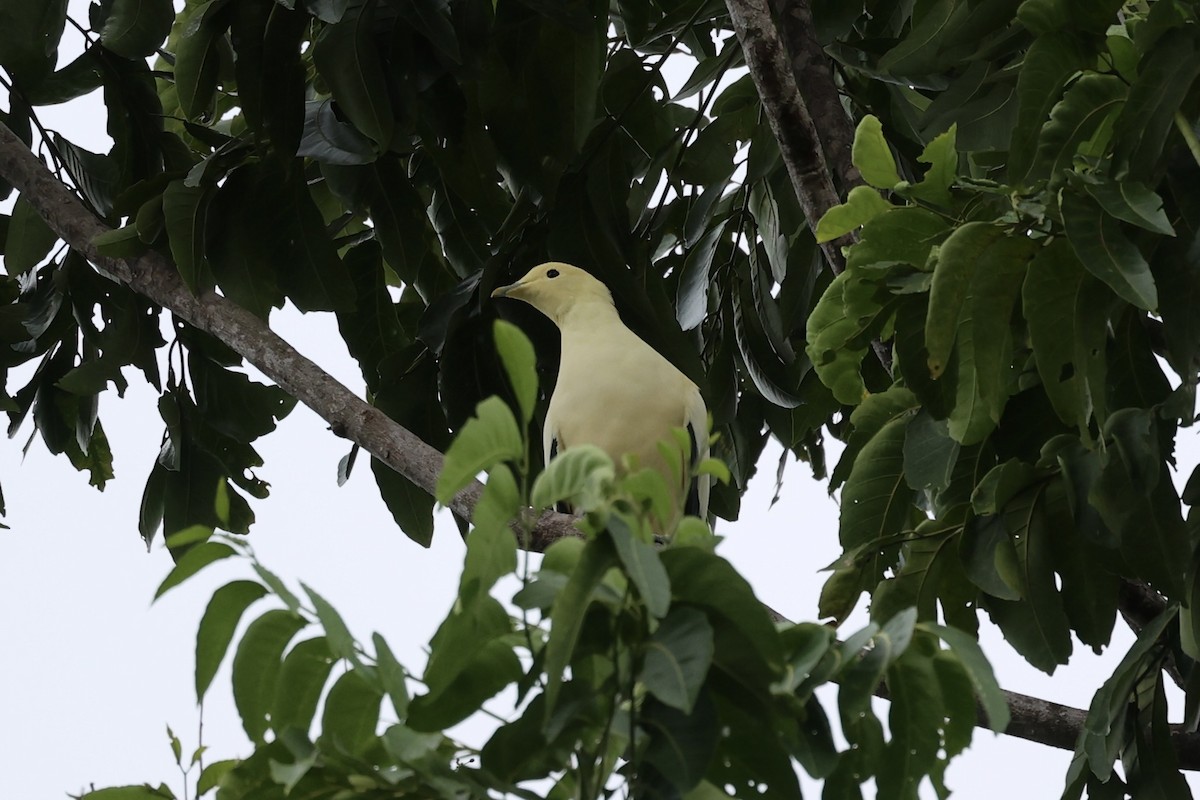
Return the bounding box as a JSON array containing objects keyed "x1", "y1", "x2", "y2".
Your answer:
[{"x1": 2, "y1": 4, "x2": 1199, "y2": 798}]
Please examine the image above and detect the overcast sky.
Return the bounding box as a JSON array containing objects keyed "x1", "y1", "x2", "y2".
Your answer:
[{"x1": 2, "y1": 4, "x2": 1198, "y2": 798}]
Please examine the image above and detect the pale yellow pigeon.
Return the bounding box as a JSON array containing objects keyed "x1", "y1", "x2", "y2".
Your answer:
[{"x1": 491, "y1": 262, "x2": 709, "y2": 519}]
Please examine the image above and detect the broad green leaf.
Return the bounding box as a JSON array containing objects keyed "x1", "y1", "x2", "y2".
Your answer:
[
  {"x1": 320, "y1": 669, "x2": 382, "y2": 756},
  {"x1": 1023, "y1": 239, "x2": 1112, "y2": 430},
  {"x1": 805, "y1": 266, "x2": 890, "y2": 404},
  {"x1": 1062, "y1": 191, "x2": 1157, "y2": 311},
  {"x1": 609, "y1": 514, "x2": 670, "y2": 619},
  {"x1": 902, "y1": 411, "x2": 959, "y2": 491},
  {"x1": 172, "y1": 0, "x2": 223, "y2": 120},
  {"x1": 407, "y1": 638, "x2": 522, "y2": 731},
  {"x1": 1112, "y1": 28, "x2": 1200, "y2": 178},
  {"x1": 901, "y1": 124, "x2": 957, "y2": 207},
  {"x1": 436, "y1": 396, "x2": 525, "y2": 504},
  {"x1": 0, "y1": 0, "x2": 67, "y2": 77},
  {"x1": 878, "y1": 649, "x2": 941, "y2": 800},
  {"x1": 271, "y1": 636, "x2": 335, "y2": 735},
  {"x1": 5, "y1": 195, "x2": 58, "y2": 274},
  {"x1": 100, "y1": 0, "x2": 174, "y2": 58},
  {"x1": 162, "y1": 180, "x2": 209, "y2": 293},
  {"x1": 196, "y1": 760, "x2": 237, "y2": 796},
  {"x1": 371, "y1": 458, "x2": 435, "y2": 547},
  {"x1": 641, "y1": 692, "x2": 721, "y2": 793},
  {"x1": 845, "y1": 207, "x2": 948, "y2": 272},
  {"x1": 1007, "y1": 32, "x2": 1091, "y2": 184},
  {"x1": 925, "y1": 222, "x2": 1004, "y2": 378},
  {"x1": 852, "y1": 115, "x2": 901, "y2": 189},
  {"x1": 232, "y1": 609, "x2": 308, "y2": 745},
  {"x1": 460, "y1": 466, "x2": 519, "y2": 598},
  {"x1": 921, "y1": 623, "x2": 1010, "y2": 731},
  {"x1": 1032, "y1": 73, "x2": 1125, "y2": 186},
  {"x1": 831, "y1": 385, "x2": 919, "y2": 490},
  {"x1": 77, "y1": 787, "x2": 175, "y2": 800},
  {"x1": 530, "y1": 443, "x2": 614, "y2": 512},
  {"x1": 1078, "y1": 177, "x2": 1174, "y2": 237},
  {"x1": 544, "y1": 536, "x2": 617, "y2": 717},
  {"x1": 302, "y1": 583, "x2": 357, "y2": 665},
  {"x1": 839, "y1": 415, "x2": 910, "y2": 551},
  {"x1": 493, "y1": 320, "x2": 538, "y2": 426},
  {"x1": 312, "y1": 10, "x2": 393, "y2": 148},
  {"x1": 815, "y1": 185, "x2": 894, "y2": 243},
  {"x1": 640, "y1": 607, "x2": 714, "y2": 713},
  {"x1": 154, "y1": 541, "x2": 237, "y2": 600},
  {"x1": 373, "y1": 634, "x2": 410, "y2": 721},
  {"x1": 194, "y1": 580, "x2": 267, "y2": 702}
]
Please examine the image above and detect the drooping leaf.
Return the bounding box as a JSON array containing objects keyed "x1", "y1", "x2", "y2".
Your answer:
[{"x1": 194, "y1": 579, "x2": 268, "y2": 702}]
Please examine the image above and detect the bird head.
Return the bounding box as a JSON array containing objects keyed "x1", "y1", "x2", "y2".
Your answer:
[{"x1": 491, "y1": 262, "x2": 614, "y2": 324}]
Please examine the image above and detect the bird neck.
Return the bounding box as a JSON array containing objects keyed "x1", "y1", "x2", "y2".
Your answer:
[{"x1": 556, "y1": 297, "x2": 623, "y2": 331}]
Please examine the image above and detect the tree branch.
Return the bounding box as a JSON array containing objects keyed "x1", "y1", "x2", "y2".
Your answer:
[
  {"x1": 0, "y1": 121, "x2": 580, "y2": 552},
  {"x1": 767, "y1": 0, "x2": 860, "y2": 194}
]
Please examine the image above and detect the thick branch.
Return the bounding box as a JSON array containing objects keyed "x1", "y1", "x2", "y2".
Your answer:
[
  {"x1": 768, "y1": 0, "x2": 860, "y2": 194},
  {"x1": 0, "y1": 122, "x2": 579, "y2": 552},
  {"x1": 725, "y1": 0, "x2": 846, "y2": 272}
]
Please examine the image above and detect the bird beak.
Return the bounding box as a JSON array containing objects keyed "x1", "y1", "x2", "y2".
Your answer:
[{"x1": 491, "y1": 280, "x2": 522, "y2": 299}]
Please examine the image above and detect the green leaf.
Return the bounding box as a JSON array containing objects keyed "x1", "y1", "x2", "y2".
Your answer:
[
  {"x1": 320, "y1": 669, "x2": 382, "y2": 756},
  {"x1": 407, "y1": 638, "x2": 522, "y2": 731},
  {"x1": 902, "y1": 411, "x2": 959, "y2": 491},
  {"x1": 436, "y1": 396, "x2": 525, "y2": 504},
  {"x1": 493, "y1": 319, "x2": 538, "y2": 426},
  {"x1": 196, "y1": 759, "x2": 237, "y2": 796},
  {"x1": 232, "y1": 609, "x2": 308, "y2": 745},
  {"x1": 93, "y1": 225, "x2": 147, "y2": 259},
  {"x1": 271, "y1": 636, "x2": 335, "y2": 735},
  {"x1": 312, "y1": 9, "x2": 393, "y2": 148},
  {"x1": 1078, "y1": 177, "x2": 1175, "y2": 237},
  {"x1": 609, "y1": 514, "x2": 671, "y2": 619},
  {"x1": 0, "y1": 0, "x2": 67, "y2": 77},
  {"x1": 805, "y1": 266, "x2": 891, "y2": 404},
  {"x1": 879, "y1": 649, "x2": 941, "y2": 800},
  {"x1": 172, "y1": 0, "x2": 224, "y2": 120},
  {"x1": 1023, "y1": 239, "x2": 1112, "y2": 430},
  {"x1": 100, "y1": 0, "x2": 174, "y2": 58},
  {"x1": 4, "y1": 195, "x2": 58, "y2": 274},
  {"x1": 253, "y1": 562, "x2": 302, "y2": 612},
  {"x1": 839, "y1": 415, "x2": 910, "y2": 552},
  {"x1": 162, "y1": 180, "x2": 209, "y2": 293},
  {"x1": 1062, "y1": 191, "x2": 1157, "y2": 311},
  {"x1": 77, "y1": 787, "x2": 175, "y2": 800},
  {"x1": 815, "y1": 186, "x2": 894, "y2": 243},
  {"x1": 640, "y1": 607, "x2": 714, "y2": 714},
  {"x1": 1032, "y1": 72, "x2": 1126, "y2": 186},
  {"x1": 194, "y1": 580, "x2": 267, "y2": 702},
  {"x1": 155, "y1": 541, "x2": 237, "y2": 600},
  {"x1": 544, "y1": 536, "x2": 617, "y2": 717},
  {"x1": 371, "y1": 458, "x2": 435, "y2": 547},
  {"x1": 925, "y1": 222, "x2": 1004, "y2": 379},
  {"x1": 1112, "y1": 28, "x2": 1200, "y2": 178},
  {"x1": 901, "y1": 124, "x2": 957, "y2": 207},
  {"x1": 302, "y1": 583, "x2": 357, "y2": 665},
  {"x1": 373, "y1": 633, "x2": 410, "y2": 721},
  {"x1": 530, "y1": 443, "x2": 614, "y2": 512},
  {"x1": 676, "y1": 218, "x2": 728, "y2": 331},
  {"x1": 852, "y1": 115, "x2": 901, "y2": 189},
  {"x1": 1007, "y1": 31, "x2": 1091, "y2": 184},
  {"x1": 460, "y1": 467, "x2": 519, "y2": 598},
  {"x1": 920, "y1": 623, "x2": 1010, "y2": 731}
]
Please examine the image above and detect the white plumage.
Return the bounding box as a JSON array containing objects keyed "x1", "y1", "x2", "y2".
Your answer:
[{"x1": 491, "y1": 262, "x2": 709, "y2": 519}]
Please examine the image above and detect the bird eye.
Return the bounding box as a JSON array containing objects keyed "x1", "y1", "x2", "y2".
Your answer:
[{"x1": 547, "y1": 268, "x2": 560, "y2": 278}]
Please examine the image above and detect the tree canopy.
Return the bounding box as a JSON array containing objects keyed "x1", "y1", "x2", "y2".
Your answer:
[{"x1": 3, "y1": 0, "x2": 1200, "y2": 797}]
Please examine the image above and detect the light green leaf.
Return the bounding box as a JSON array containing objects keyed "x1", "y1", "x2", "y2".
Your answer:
[
  {"x1": 194, "y1": 580, "x2": 268, "y2": 702},
  {"x1": 805, "y1": 266, "x2": 890, "y2": 404},
  {"x1": 493, "y1": 320, "x2": 538, "y2": 426},
  {"x1": 852, "y1": 115, "x2": 901, "y2": 189},
  {"x1": 232, "y1": 609, "x2": 308, "y2": 745},
  {"x1": 815, "y1": 186, "x2": 894, "y2": 243},
  {"x1": 609, "y1": 514, "x2": 670, "y2": 619},
  {"x1": 544, "y1": 537, "x2": 617, "y2": 717},
  {"x1": 154, "y1": 542, "x2": 237, "y2": 600},
  {"x1": 320, "y1": 669, "x2": 382, "y2": 756},
  {"x1": 196, "y1": 759, "x2": 237, "y2": 796},
  {"x1": 1062, "y1": 191, "x2": 1157, "y2": 311},
  {"x1": 460, "y1": 465, "x2": 519, "y2": 598},
  {"x1": 271, "y1": 637, "x2": 335, "y2": 735},
  {"x1": 373, "y1": 634, "x2": 410, "y2": 721},
  {"x1": 640, "y1": 607, "x2": 714, "y2": 713},
  {"x1": 530, "y1": 443, "x2": 614, "y2": 512},
  {"x1": 78, "y1": 787, "x2": 175, "y2": 800},
  {"x1": 925, "y1": 221, "x2": 1004, "y2": 378},
  {"x1": 901, "y1": 124, "x2": 957, "y2": 207},
  {"x1": 436, "y1": 396, "x2": 525, "y2": 504},
  {"x1": 302, "y1": 583, "x2": 357, "y2": 665}
]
